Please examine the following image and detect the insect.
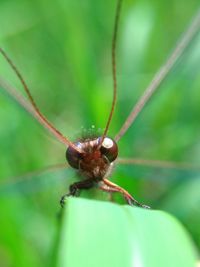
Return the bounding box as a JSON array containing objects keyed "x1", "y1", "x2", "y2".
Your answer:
[{"x1": 0, "y1": 0, "x2": 200, "y2": 209}]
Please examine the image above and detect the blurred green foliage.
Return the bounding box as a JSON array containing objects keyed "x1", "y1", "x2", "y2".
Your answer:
[
  {"x1": 0, "y1": 0, "x2": 200, "y2": 266},
  {"x1": 56, "y1": 198, "x2": 198, "y2": 267}
]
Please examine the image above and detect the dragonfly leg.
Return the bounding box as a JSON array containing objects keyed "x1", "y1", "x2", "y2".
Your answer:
[
  {"x1": 100, "y1": 179, "x2": 150, "y2": 209},
  {"x1": 60, "y1": 178, "x2": 94, "y2": 207}
]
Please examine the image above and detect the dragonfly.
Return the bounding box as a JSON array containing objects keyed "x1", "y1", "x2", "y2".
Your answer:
[{"x1": 0, "y1": 0, "x2": 200, "y2": 209}]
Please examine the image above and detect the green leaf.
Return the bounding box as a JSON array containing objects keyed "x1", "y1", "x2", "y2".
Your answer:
[{"x1": 55, "y1": 198, "x2": 197, "y2": 267}]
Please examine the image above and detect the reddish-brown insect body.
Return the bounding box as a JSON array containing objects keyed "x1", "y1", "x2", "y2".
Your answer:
[
  {"x1": 62, "y1": 136, "x2": 120, "y2": 205},
  {"x1": 66, "y1": 136, "x2": 118, "y2": 180},
  {"x1": 63, "y1": 134, "x2": 149, "y2": 208}
]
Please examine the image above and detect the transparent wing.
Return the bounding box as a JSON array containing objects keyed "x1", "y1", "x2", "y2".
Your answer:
[
  {"x1": 1, "y1": 156, "x2": 199, "y2": 197},
  {"x1": 0, "y1": 163, "x2": 74, "y2": 196},
  {"x1": 117, "y1": 157, "x2": 200, "y2": 170}
]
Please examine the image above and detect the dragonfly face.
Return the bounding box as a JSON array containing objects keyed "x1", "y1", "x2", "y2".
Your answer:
[{"x1": 66, "y1": 136, "x2": 118, "y2": 179}]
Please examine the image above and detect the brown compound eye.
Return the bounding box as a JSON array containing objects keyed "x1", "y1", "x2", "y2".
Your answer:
[
  {"x1": 66, "y1": 142, "x2": 83, "y2": 169},
  {"x1": 99, "y1": 137, "x2": 118, "y2": 162}
]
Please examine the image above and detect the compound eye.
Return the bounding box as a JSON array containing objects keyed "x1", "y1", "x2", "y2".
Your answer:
[
  {"x1": 66, "y1": 142, "x2": 82, "y2": 169},
  {"x1": 99, "y1": 137, "x2": 118, "y2": 162}
]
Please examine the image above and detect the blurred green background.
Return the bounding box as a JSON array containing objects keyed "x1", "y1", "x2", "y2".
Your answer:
[{"x1": 0, "y1": 0, "x2": 200, "y2": 266}]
